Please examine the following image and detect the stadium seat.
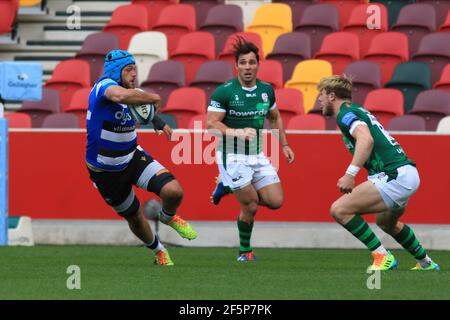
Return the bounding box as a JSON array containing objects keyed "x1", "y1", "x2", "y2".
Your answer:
[
  {"x1": 285, "y1": 59, "x2": 332, "y2": 113},
  {"x1": 391, "y1": 4, "x2": 437, "y2": 58},
  {"x1": 412, "y1": 33, "x2": 450, "y2": 85},
  {"x1": 343, "y1": 3, "x2": 388, "y2": 58},
  {"x1": 226, "y1": 0, "x2": 269, "y2": 28},
  {"x1": 385, "y1": 62, "x2": 432, "y2": 113},
  {"x1": 372, "y1": 0, "x2": 416, "y2": 29},
  {"x1": 141, "y1": 112, "x2": 178, "y2": 129},
  {"x1": 245, "y1": 3, "x2": 293, "y2": 56},
  {"x1": 75, "y1": 32, "x2": 119, "y2": 85},
  {"x1": 275, "y1": 88, "x2": 304, "y2": 125},
  {"x1": 439, "y1": 11, "x2": 450, "y2": 32},
  {"x1": 199, "y1": 4, "x2": 244, "y2": 55},
  {"x1": 343, "y1": 61, "x2": 381, "y2": 105},
  {"x1": 103, "y1": 4, "x2": 148, "y2": 50},
  {"x1": 294, "y1": 4, "x2": 339, "y2": 57},
  {"x1": 140, "y1": 60, "x2": 185, "y2": 108},
  {"x1": 286, "y1": 114, "x2": 326, "y2": 130},
  {"x1": 41, "y1": 113, "x2": 80, "y2": 129},
  {"x1": 218, "y1": 32, "x2": 264, "y2": 72},
  {"x1": 131, "y1": 0, "x2": 177, "y2": 29},
  {"x1": 408, "y1": 89, "x2": 450, "y2": 131},
  {"x1": 363, "y1": 32, "x2": 409, "y2": 86},
  {"x1": 433, "y1": 64, "x2": 450, "y2": 91},
  {"x1": 4, "y1": 112, "x2": 32, "y2": 128},
  {"x1": 266, "y1": 32, "x2": 312, "y2": 84},
  {"x1": 190, "y1": 60, "x2": 234, "y2": 104},
  {"x1": 18, "y1": 88, "x2": 60, "y2": 127},
  {"x1": 152, "y1": 4, "x2": 196, "y2": 57},
  {"x1": 314, "y1": 32, "x2": 360, "y2": 75},
  {"x1": 19, "y1": 0, "x2": 41, "y2": 7},
  {"x1": 273, "y1": 0, "x2": 316, "y2": 27},
  {"x1": 128, "y1": 31, "x2": 168, "y2": 86},
  {"x1": 187, "y1": 114, "x2": 207, "y2": 129},
  {"x1": 436, "y1": 116, "x2": 450, "y2": 133},
  {"x1": 388, "y1": 115, "x2": 427, "y2": 132},
  {"x1": 170, "y1": 32, "x2": 216, "y2": 85},
  {"x1": 0, "y1": 0, "x2": 18, "y2": 38},
  {"x1": 258, "y1": 60, "x2": 284, "y2": 89},
  {"x1": 64, "y1": 88, "x2": 91, "y2": 128},
  {"x1": 320, "y1": 0, "x2": 365, "y2": 29},
  {"x1": 181, "y1": 0, "x2": 224, "y2": 29},
  {"x1": 364, "y1": 88, "x2": 404, "y2": 128},
  {"x1": 308, "y1": 99, "x2": 338, "y2": 131},
  {"x1": 416, "y1": 0, "x2": 450, "y2": 27},
  {"x1": 163, "y1": 87, "x2": 206, "y2": 128},
  {"x1": 44, "y1": 59, "x2": 90, "y2": 112}
]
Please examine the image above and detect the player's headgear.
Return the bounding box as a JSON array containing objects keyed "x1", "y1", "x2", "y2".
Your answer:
[{"x1": 103, "y1": 50, "x2": 135, "y2": 84}]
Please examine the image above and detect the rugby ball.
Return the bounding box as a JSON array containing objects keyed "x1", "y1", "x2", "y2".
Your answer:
[{"x1": 128, "y1": 102, "x2": 155, "y2": 125}]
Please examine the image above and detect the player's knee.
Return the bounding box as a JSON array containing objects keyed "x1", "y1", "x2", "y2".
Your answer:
[
  {"x1": 160, "y1": 182, "x2": 184, "y2": 204},
  {"x1": 243, "y1": 200, "x2": 258, "y2": 215},
  {"x1": 330, "y1": 202, "x2": 347, "y2": 223},
  {"x1": 376, "y1": 220, "x2": 396, "y2": 234},
  {"x1": 265, "y1": 197, "x2": 283, "y2": 210}
]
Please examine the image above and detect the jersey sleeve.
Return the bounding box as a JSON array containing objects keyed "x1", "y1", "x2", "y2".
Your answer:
[
  {"x1": 338, "y1": 109, "x2": 367, "y2": 135},
  {"x1": 269, "y1": 85, "x2": 277, "y2": 110},
  {"x1": 94, "y1": 78, "x2": 118, "y2": 100},
  {"x1": 207, "y1": 85, "x2": 227, "y2": 113}
]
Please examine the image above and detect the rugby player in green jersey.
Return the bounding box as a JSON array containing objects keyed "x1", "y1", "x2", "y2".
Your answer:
[
  {"x1": 207, "y1": 38, "x2": 295, "y2": 261},
  {"x1": 318, "y1": 74, "x2": 439, "y2": 271}
]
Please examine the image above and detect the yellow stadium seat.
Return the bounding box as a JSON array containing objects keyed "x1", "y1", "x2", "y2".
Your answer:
[
  {"x1": 285, "y1": 59, "x2": 333, "y2": 113},
  {"x1": 20, "y1": 0, "x2": 41, "y2": 7},
  {"x1": 245, "y1": 3, "x2": 292, "y2": 57}
]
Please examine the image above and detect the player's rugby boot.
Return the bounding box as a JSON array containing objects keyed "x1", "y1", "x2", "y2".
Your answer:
[{"x1": 368, "y1": 252, "x2": 398, "y2": 271}]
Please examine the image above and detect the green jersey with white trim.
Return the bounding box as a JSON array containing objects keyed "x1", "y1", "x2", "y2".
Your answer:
[
  {"x1": 336, "y1": 102, "x2": 414, "y2": 176},
  {"x1": 208, "y1": 77, "x2": 276, "y2": 155}
]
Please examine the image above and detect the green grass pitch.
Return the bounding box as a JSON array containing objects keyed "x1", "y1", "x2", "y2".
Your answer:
[{"x1": 0, "y1": 246, "x2": 449, "y2": 300}]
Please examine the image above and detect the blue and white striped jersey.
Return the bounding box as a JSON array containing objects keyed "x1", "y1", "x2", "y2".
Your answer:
[{"x1": 85, "y1": 78, "x2": 137, "y2": 171}]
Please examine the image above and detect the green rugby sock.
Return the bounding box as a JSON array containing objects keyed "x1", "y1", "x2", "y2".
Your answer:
[
  {"x1": 343, "y1": 215, "x2": 382, "y2": 251},
  {"x1": 237, "y1": 219, "x2": 253, "y2": 254},
  {"x1": 393, "y1": 224, "x2": 427, "y2": 260}
]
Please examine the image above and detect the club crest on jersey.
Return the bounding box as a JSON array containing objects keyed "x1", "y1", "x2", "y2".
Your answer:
[{"x1": 262, "y1": 93, "x2": 268, "y2": 102}]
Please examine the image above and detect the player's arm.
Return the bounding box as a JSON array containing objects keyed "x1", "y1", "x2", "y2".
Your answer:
[
  {"x1": 267, "y1": 107, "x2": 294, "y2": 163},
  {"x1": 105, "y1": 85, "x2": 161, "y2": 107},
  {"x1": 349, "y1": 124, "x2": 374, "y2": 170}
]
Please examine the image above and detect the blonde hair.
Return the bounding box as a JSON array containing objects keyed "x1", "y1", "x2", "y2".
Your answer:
[{"x1": 317, "y1": 74, "x2": 353, "y2": 100}]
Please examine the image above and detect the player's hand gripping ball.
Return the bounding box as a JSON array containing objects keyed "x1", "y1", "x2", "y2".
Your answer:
[{"x1": 128, "y1": 88, "x2": 156, "y2": 125}]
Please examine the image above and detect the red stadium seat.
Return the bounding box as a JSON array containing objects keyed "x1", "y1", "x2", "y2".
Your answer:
[
  {"x1": 4, "y1": 112, "x2": 32, "y2": 128},
  {"x1": 103, "y1": 5, "x2": 148, "y2": 50},
  {"x1": 199, "y1": 4, "x2": 244, "y2": 55},
  {"x1": 343, "y1": 3, "x2": 388, "y2": 58},
  {"x1": 308, "y1": 99, "x2": 337, "y2": 131},
  {"x1": 131, "y1": 0, "x2": 177, "y2": 29},
  {"x1": 408, "y1": 89, "x2": 450, "y2": 131},
  {"x1": 391, "y1": 4, "x2": 437, "y2": 58},
  {"x1": 44, "y1": 59, "x2": 91, "y2": 112},
  {"x1": 314, "y1": 32, "x2": 360, "y2": 75},
  {"x1": 294, "y1": 4, "x2": 339, "y2": 57},
  {"x1": 75, "y1": 32, "x2": 119, "y2": 85},
  {"x1": 320, "y1": 0, "x2": 366, "y2": 29},
  {"x1": 41, "y1": 113, "x2": 80, "y2": 129},
  {"x1": 258, "y1": 60, "x2": 284, "y2": 89},
  {"x1": 412, "y1": 33, "x2": 450, "y2": 85},
  {"x1": 187, "y1": 114, "x2": 207, "y2": 129},
  {"x1": 170, "y1": 32, "x2": 215, "y2": 85},
  {"x1": 152, "y1": 4, "x2": 196, "y2": 57},
  {"x1": 416, "y1": 0, "x2": 450, "y2": 27},
  {"x1": 64, "y1": 88, "x2": 91, "y2": 128},
  {"x1": 286, "y1": 114, "x2": 326, "y2": 130},
  {"x1": 18, "y1": 88, "x2": 60, "y2": 127},
  {"x1": 140, "y1": 60, "x2": 185, "y2": 109},
  {"x1": 363, "y1": 32, "x2": 409, "y2": 86},
  {"x1": 439, "y1": 11, "x2": 450, "y2": 32},
  {"x1": 266, "y1": 32, "x2": 311, "y2": 83},
  {"x1": 163, "y1": 87, "x2": 206, "y2": 128},
  {"x1": 0, "y1": 0, "x2": 18, "y2": 37},
  {"x1": 218, "y1": 32, "x2": 264, "y2": 74},
  {"x1": 275, "y1": 88, "x2": 304, "y2": 125},
  {"x1": 364, "y1": 89, "x2": 404, "y2": 129},
  {"x1": 433, "y1": 64, "x2": 450, "y2": 91}
]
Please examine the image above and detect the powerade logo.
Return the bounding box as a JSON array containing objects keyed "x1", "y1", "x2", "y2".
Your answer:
[
  {"x1": 115, "y1": 105, "x2": 132, "y2": 125},
  {"x1": 229, "y1": 109, "x2": 267, "y2": 117}
]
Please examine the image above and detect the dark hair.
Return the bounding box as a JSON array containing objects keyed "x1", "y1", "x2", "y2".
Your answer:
[{"x1": 232, "y1": 36, "x2": 259, "y2": 63}]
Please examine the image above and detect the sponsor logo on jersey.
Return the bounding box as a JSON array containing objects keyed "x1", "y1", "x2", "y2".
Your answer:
[
  {"x1": 229, "y1": 109, "x2": 267, "y2": 117},
  {"x1": 235, "y1": 95, "x2": 239, "y2": 101},
  {"x1": 262, "y1": 93, "x2": 268, "y2": 102},
  {"x1": 210, "y1": 100, "x2": 222, "y2": 109},
  {"x1": 115, "y1": 105, "x2": 133, "y2": 125},
  {"x1": 246, "y1": 93, "x2": 256, "y2": 98}
]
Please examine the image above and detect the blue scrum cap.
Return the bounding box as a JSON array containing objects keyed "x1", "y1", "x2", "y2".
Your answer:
[{"x1": 103, "y1": 50, "x2": 135, "y2": 84}]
